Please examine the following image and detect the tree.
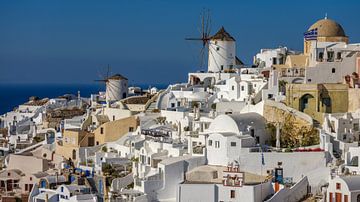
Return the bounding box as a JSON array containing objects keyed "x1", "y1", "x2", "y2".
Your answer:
[{"x1": 267, "y1": 114, "x2": 319, "y2": 148}]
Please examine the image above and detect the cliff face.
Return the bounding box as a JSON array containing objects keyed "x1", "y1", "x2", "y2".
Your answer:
[
  {"x1": 263, "y1": 101, "x2": 319, "y2": 148},
  {"x1": 263, "y1": 102, "x2": 313, "y2": 128}
]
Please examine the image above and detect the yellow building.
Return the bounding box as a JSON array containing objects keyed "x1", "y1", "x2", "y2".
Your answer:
[
  {"x1": 55, "y1": 129, "x2": 95, "y2": 163},
  {"x1": 286, "y1": 83, "x2": 348, "y2": 122},
  {"x1": 93, "y1": 116, "x2": 139, "y2": 145}
]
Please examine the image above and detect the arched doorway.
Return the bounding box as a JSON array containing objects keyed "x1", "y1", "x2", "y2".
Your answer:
[{"x1": 299, "y1": 94, "x2": 315, "y2": 112}]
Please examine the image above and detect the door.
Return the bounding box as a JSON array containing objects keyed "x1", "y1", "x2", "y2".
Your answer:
[
  {"x1": 335, "y1": 192, "x2": 342, "y2": 202},
  {"x1": 329, "y1": 192, "x2": 333, "y2": 202}
]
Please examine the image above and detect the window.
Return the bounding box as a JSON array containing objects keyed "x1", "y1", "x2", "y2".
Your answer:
[
  {"x1": 61, "y1": 187, "x2": 64, "y2": 192},
  {"x1": 113, "y1": 116, "x2": 115, "y2": 121},
  {"x1": 250, "y1": 129, "x2": 255, "y2": 137},
  {"x1": 215, "y1": 141, "x2": 220, "y2": 148},
  {"x1": 216, "y1": 47, "x2": 220, "y2": 51},
  {"x1": 140, "y1": 155, "x2": 146, "y2": 164},
  {"x1": 354, "y1": 123, "x2": 359, "y2": 131},
  {"x1": 344, "y1": 194, "x2": 348, "y2": 202},
  {"x1": 328, "y1": 51, "x2": 334, "y2": 62},
  {"x1": 336, "y1": 182, "x2": 341, "y2": 190},
  {"x1": 72, "y1": 149, "x2": 76, "y2": 160},
  {"x1": 171, "y1": 103, "x2": 175, "y2": 108},
  {"x1": 272, "y1": 57, "x2": 277, "y2": 65},
  {"x1": 129, "y1": 127, "x2": 134, "y2": 132},
  {"x1": 208, "y1": 140, "x2": 212, "y2": 146},
  {"x1": 332, "y1": 68, "x2": 336, "y2": 73},
  {"x1": 230, "y1": 190, "x2": 235, "y2": 198},
  {"x1": 230, "y1": 142, "x2": 236, "y2": 147},
  {"x1": 221, "y1": 65, "x2": 224, "y2": 70},
  {"x1": 148, "y1": 157, "x2": 151, "y2": 165},
  {"x1": 307, "y1": 79, "x2": 312, "y2": 82},
  {"x1": 88, "y1": 136, "x2": 95, "y2": 146},
  {"x1": 241, "y1": 86, "x2": 244, "y2": 91},
  {"x1": 319, "y1": 52, "x2": 324, "y2": 61},
  {"x1": 232, "y1": 86, "x2": 235, "y2": 91},
  {"x1": 337, "y1": 52, "x2": 342, "y2": 60},
  {"x1": 100, "y1": 127, "x2": 104, "y2": 134}
]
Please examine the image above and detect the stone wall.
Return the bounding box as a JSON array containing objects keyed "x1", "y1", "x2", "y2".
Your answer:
[{"x1": 348, "y1": 88, "x2": 360, "y2": 112}]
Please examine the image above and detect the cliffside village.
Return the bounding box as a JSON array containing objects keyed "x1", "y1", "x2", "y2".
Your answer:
[{"x1": 1, "y1": 17, "x2": 360, "y2": 202}]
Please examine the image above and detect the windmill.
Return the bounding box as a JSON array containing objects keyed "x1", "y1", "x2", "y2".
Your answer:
[
  {"x1": 185, "y1": 9, "x2": 212, "y2": 69},
  {"x1": 186, "y1": 10, "x2": 238, "y2": 73},
  {"x1": 95, "y1": 65, "x2": 128, "y2": 102}
]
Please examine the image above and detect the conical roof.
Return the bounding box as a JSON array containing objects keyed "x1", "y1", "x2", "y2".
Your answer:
[
  {"x1": 107, "y1": 74, "x2": 128, "y2": 80},
  {"x1": 211, "y1": 26, "x2": 235, "y2": 41}
]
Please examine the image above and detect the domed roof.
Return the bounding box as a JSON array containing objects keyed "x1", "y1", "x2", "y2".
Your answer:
[{"x1": 308, "y1": 18, "x2": 346, "y2": 37}]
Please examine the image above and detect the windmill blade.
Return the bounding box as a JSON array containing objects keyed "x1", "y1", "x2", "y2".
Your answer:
[
  {"x1": 204, "y1": 9, "x2": 209, "y2": 37},
  {"x1": 199, "y1": 46, "x2": 206, "y2": 68},
  {"x1": 206, "y1": 10, "x2": 212, "y2": 38},
  {"x1": 185, "y1": 37, "x2": 204, "y2": 41},
  {"x1": 106, "y1": 65, "x2": 110, "y2": 79},
  {"x1": 201, "y1": 11, "x2": 204, "y2": 39},
  {"x1": 94, "y1": 79, "x2": 107, "y2": 82},
  {"x1": 185, "y1": 9, "x2": 213, "y2": 71}
]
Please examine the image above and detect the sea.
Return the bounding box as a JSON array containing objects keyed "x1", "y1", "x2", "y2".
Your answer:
[{"x1": 0, "y1": 83, "x2": 168, "y2": 115}]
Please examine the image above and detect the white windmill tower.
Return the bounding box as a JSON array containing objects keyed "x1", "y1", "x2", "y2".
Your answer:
[
  {"x1": 105, "y1": 74, "x2": 128, "y2": 101},
  {"x1": 186, "y1": 11, "x2": 243, "y2": 73},
  {"x1": 95, "y1": 66, "x2": 129, "y2": 102},
  {"x1": 208, "y1": 27, "x2": 237, "y2": 73}
]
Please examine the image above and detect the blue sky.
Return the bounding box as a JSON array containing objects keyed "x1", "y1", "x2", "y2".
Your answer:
[{"x1": 1, "y1": 0, "x2": 360, "y2": 85}]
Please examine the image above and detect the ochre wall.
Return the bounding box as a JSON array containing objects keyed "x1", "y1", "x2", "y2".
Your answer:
[
  {"x1": 94, "y1": 116, "x2": 139, "y2": 145},
  {"x1": 286, "y1": 83, "x2": 348, "y2": 123}
]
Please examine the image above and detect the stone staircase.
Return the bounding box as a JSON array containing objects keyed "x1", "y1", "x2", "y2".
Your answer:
[{"x1": 145, "y1": 101, "x2": 157, "y2": 113}]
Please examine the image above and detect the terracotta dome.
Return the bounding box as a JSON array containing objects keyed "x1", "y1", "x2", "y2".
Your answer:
[{"x1": 308, "y1": 18, "x2": 346, "y2": 37}]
